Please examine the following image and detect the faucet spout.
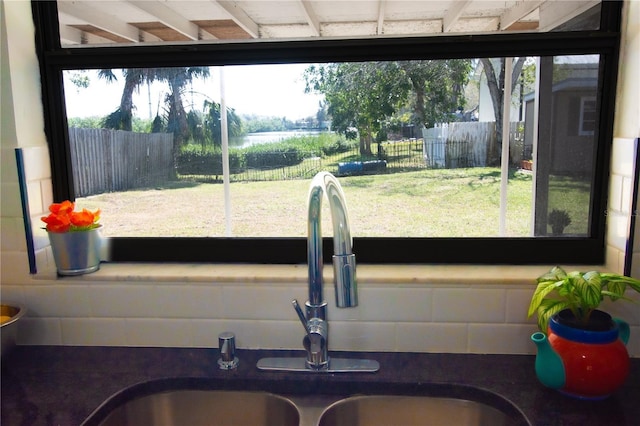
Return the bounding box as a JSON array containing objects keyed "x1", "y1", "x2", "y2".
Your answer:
[
  {"x1": 307, "y1": 171, "x2": 358, "y2": 308},
  {"x1": 256, "y1": 172, "x2": 378, "y2": 373}
]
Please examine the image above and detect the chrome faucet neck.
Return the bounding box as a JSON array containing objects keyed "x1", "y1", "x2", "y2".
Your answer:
[{"x1": 307, "y1": 171, "x2": 357, "y2": 308}]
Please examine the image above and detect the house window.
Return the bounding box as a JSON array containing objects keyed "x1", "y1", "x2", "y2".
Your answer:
[
  {"x1": 33, "y1": 1, "x2": 621, "y2": 264},
  {"x1": 579, "y1": 96, "x2": 597, "y2": 136}
]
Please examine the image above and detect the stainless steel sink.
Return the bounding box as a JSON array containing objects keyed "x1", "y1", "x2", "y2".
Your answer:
[
  {"x1": 317, "y1": 395, "x2": 518, "y2": 426},
  {"x1": 95, "y1": 390, "x2": 299, "y2": 426}
]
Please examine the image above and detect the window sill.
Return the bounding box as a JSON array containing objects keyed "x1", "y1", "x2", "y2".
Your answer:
[{"x1": 35, "y1": 262, "x2": 607, "y2": 286}]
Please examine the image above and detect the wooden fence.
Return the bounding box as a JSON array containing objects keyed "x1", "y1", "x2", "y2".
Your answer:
[
  {"x1": 422, "y1": 122, "x2": 524, "y2": 168},
  {"x1": 69, "y1": 128, "x2": 174, "y2": 197}
]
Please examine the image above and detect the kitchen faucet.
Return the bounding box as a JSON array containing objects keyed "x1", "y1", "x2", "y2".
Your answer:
[{"x1": 257, "y1": 172, "x2": 379, "y2": 373}]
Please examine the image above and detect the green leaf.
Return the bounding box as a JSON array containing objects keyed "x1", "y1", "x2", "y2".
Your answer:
[
  {"x1": 537, "y1": 266, "x2": 566, "y2": 283},
  {"x1": 605, "y1": 280, "x2": 626, "y2": 301},
  {"x1": 528, "y1": 280, "x2": 565, "y2": 317},
  {"x1": 536, "y1": 299, "x2": 569, "y2": 332},
  {"x1": 575, "y1": 273, "x2": 602, "y2": 309}
]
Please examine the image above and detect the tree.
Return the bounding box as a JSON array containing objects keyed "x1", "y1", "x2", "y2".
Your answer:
[
  {"x1": 304, "y1": 62, "x2": 410, "y2": 155},
  {"x1": 98, "y1": 67, "x2": 210, "y2": 151},
  {"x1": 304, "y1": 60, "x2": 471, "y2": 154},
  {"x1": 98, "y1": 69, "x2": 156, "y2": 131},
  {"x1": 398, "y1": 59, "x2": 472, "y2": 128},
  {"x1": 203, "y1": 100, "x2": 244, "y2": 147},
  {"x1": 154, "y1": 67, "x2": 210, "y2": 150},
  {"x1": 479, "y1": 58, "x2": 527, "y2": 165}
]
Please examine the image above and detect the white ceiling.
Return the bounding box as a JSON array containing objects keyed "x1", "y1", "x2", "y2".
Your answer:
[{"x1": 56, "y1": 0, "x2": 601, "y2": 46}]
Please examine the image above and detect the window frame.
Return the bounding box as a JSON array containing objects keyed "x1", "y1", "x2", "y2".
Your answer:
[{"x1": 31, "y1": 1, "x2": 622, "y2": 265}]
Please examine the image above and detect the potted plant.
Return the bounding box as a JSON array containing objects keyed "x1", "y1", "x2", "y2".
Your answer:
[
  {"x1": 41, "y1": 200, "x2": 102, "y2": 276},
  {"x1": 528, "y1": 266, "x2": 640, "y2": 399},
  {"x1": 548, "y1": 209, "x2": 571, "y2": 235}
]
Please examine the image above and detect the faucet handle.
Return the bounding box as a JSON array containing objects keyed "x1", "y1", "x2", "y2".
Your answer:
[{"x1": 292, "y1": 299, "x2": 310, "y2": 333}]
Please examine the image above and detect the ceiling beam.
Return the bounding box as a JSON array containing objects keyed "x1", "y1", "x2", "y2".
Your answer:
[
  {"x1": 500, "y1": 0, "x2": 544, "y2": 30},
  {"x1": 57, "y1": 1, "x2": 140, "y2": 42},
  {"x1": 300, "y1": 0, "x2": 321, "y2": 36},
  {"x1": 442, "y1": 0, "x2": 472, "y2": 32},
  {"x1": 538, "y1": 0, "x2": 599, "y2": 32},
  {"x1": 58, "y1": 24, "x2": 83, "y2": 45},
  {"x1": 377, "y1": 0, "x2": 387, "y2": 35},
  {"x1": 216, "y1": 1, "x2": 260, "y2": 38},
  {"x1": 129, "y1": 1, "x2": 200, "y2": 40}
]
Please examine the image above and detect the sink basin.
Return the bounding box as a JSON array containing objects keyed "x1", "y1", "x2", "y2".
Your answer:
[
  {"x1": 94, "y1": 390, "x2": 299, "y2": 426},
  {"x1": 317, "y1": 395, "x2": 520, "y2": 426}
]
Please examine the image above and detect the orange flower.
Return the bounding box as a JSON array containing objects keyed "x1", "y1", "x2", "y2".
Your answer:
[
  {"x1": 70, "y1": 208, "x2": 101, "y2": 228},
  {"x1": 42, "y1": 201, "x2": 101, "y2": 232},
  {"x1": 49, "y1": 200, "x2": 75, "y2": 216},
  {"x1": 41, "y1": 213, "x2": 71, "y2": 233}
]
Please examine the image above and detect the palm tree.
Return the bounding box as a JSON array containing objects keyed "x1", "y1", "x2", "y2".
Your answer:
[
  {"x1": 98, "y1": 69, "x2": 156, "y2": 131},
  {"x1": 153, "y1": 67, "x2": 210, "y2": 150},
  {"x1": 99, "y1": 66, "x2": 210, "y2": 150}
]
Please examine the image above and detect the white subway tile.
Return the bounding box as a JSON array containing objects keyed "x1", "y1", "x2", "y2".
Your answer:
[
  {"x1": 396, "y1": 322, "x2": 468, "y2": 353},
  {"x1": 0, "y1": 148, "x2": 19, "y2": 183},
  {"x1": 622, "y1": 176, "x2": 634, "y2": 214},
  {"x1": 601, "y1": 292, "x2": 640, "y2": 326},
  {"x1": 433, "y1": 288, "x2": 505, "y2": 323},
  {"x1": 468, "y1": 324, "x2": 538, "y2": 354},
  {"x1": 61, "y1": 318, "x2": 126, "y2": 346},
  {"x1": 26, "y1": 181, "x2": 42, "y2": 215},
  {"x1": 32, "y1": 225, "x2": 49, "y2": 251},
  {"x1": 505, "y1": 289, "x2": 537, "y2": 324},
  {"x1": 89, "y1": 284, "x2": 156, "y2": 317},
  {"x1": 329, "y1": 321, "x2": 395, "y2": 351},
  {"x1": 34, "y1": 247, "x2": 51, "y2": 273},
  {"x1": 609, "y1": 173, "x2": 623, "y2": 213},
  {"x1": 22, "y1": 146, "x2": 51, "y2": 182},
  {"x1": 40, "y1": 179, "x2": 53, "y2": 214},
  {"x1": 18, "y1": 317, "x2": 62, "y2": 345},
  {"x1": 0, "y1": 251, "x2": 31, "y2": 282},
  {"x1": 0, "y1": 285, "x2": 24, "y2": 306},
  {"x1": 22, "y1": 284, "x2": 91, "y2": 317},
  {"x1": 0, "y1": 217, "x2": 27, "y2": 252},
  {"x1": 174, "y1": 285, "x2": 224, "y2": 319},
  {"x1": 211, "y1": 319, "x2": 263, "y2": 349},
  {"x1": 330, "y1": 286, "x2": 432, "y2": 322},
  {"x1": 606, "y1": 211, "x2": 630, "y2": 251},
  {"x1": 125, "y1": 318, "x2": 193, "y2": 347},
  {"x1": 631, "y1": 252, "x2": 640, "y2": 279},
  {"x1": 247, "y1": 320, "x2": 301, "y2": 349},
  {"x1": 0, "y1": 182, "x2": 23, "y2": 217},
  {"x1": 221, "y1": 285, "x2": 307, "y2": 320},
  {"x1": 191, "y1": 319, "x2": 230, "y2": 348},
  {"x1": 611, "y1": 138, "x2": 635, "y2": 176},
  {"x1": 627, "y1": 326, "x2": 640, "y2": 357}
]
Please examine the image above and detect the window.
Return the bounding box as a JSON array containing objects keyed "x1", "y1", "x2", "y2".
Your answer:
[
  {"x1": 579, "y1": 96, "x2": 597, "y2": 136},
  {"x1": 33, "y1": 1, "x2": 622, "y2": 264}
]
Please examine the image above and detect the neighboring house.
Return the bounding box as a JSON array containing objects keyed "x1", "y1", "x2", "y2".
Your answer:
[{"x1": 523, "y1": 57, "x2": 599, "y2": 175}]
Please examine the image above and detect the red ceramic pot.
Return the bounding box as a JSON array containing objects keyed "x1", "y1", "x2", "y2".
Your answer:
[{"x1": 542, "y1": 309, "x2": 630, "y2": 399}]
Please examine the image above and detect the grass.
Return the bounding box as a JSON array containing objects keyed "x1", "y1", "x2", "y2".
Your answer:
[{"x1": 75, "y1": 167, "x2": 590, "y2": 239}]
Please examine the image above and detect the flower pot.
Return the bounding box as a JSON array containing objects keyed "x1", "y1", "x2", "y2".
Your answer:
[
  {"x1": 47, "y1": 227, "x2": 102, "y2": 276},
  {"x1": 531, "y1": 309, "x2": 630, "y2": 400}
]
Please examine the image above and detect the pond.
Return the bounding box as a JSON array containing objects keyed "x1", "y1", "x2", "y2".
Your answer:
[{"x1": 231, "y1": 130, "x2": 324, "y2": 147}]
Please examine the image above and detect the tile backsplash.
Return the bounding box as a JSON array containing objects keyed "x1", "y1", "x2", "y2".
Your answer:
[{"x1": 2, "y1": 264, "x2": 640, "y2": 357}]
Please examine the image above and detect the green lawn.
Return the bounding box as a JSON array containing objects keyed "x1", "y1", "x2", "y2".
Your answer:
[{"x1": 77, "y1": 167, "x2": 589, "y2": 239}]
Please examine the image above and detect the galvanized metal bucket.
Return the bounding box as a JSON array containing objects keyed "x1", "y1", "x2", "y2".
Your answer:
[{"x1": 48, "y1": 227, "x2": 102, "y2": 276}]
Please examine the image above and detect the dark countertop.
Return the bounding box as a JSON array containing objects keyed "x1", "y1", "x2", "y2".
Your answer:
[{"x1": 1, "y1": 346, "x2": 639, "y2": 426}]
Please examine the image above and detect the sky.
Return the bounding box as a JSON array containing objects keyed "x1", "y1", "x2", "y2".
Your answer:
[{"x1": 63, "y1": 63, "x2": 324, "y2": 121}]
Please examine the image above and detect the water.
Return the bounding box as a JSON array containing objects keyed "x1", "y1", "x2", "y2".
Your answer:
[{"x1": 231, "y1": 130, "x2": 323, "y2": 148}]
